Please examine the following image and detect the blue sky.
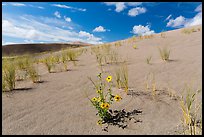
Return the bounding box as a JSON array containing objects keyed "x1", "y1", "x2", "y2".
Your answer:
[{"x1": 2, "y1": 2, "x2": 202, "y2": 45}]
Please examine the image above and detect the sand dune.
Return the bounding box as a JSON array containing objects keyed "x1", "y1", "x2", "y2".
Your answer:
[{"x1": 2, "y1": 25, "x2": 202, "y2": 135}]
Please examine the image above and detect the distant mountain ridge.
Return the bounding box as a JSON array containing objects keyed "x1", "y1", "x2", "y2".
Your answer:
[{"x1": 2, "y1": 42, "x2": 93, "y2": 56}]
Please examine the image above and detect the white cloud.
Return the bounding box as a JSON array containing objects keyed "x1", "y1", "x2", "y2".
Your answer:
[
  {"x1": 167, "y1": 12, "x2": 202, "y2": 28},
  {"x1": 165, "y1": 14, "x2": 172, "y2": 21},
  {"x1": 2, "y1": 16, "x2": 103, "y2": 44},
  {"x1": 115, "y1": 3, "x2": 126, "y2": 12},
  {"x1": 132, "y1": 25, "x2": 155, "y2": 36},
  {"x1": 10, "y1": 3, "x2": 26, "y2": 6},
  {"x1": 52, "y1": 4, "x2": 86, "y2": 12},
  {"x1": 167, "y1": 4, "x2": 202, "y2": 28},
  {"x1": 104, "y1": 2, "x2": 126, "y2": 12},
  {"x1": 79, "y1": 31, "x2": 102, "y2": 42},
  {"x1": 37, "y1": 6, "x2": 44, "y2": 9},
  {"x1": 126, "y1": 2, "x2": 142, "y2": 6},
  {"x1": 104, "y1": 2, "x2": 143, "y2": 13},
  {"x1": 54, "y1": 11, "x2": 61, "y2": 18},
  {"x1": 166, "y1": 16, "x2": 186, "y2": 28},
  {"x1": 52, "y1": 4, "x2": 71, "y2": 9},
  {"x1": 128, "y1": 7, "x2": 146, "y2": 17},
  {"x1": 195, "y1": 4, "x2": 202, "y2": 12},
  {"x1": 64, "y1": 16, "x2": 72, "y2": 22},
  {"x1": 184, "y1": 12, "x2": 202, "y2": 27},
  {"x1": 93, "y1": 26, "x2": 107, "y2": 32}
]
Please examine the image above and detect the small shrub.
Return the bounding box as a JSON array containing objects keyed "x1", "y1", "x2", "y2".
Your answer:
[
  {"x1": 180, "y1": 85, "x2": 202, "y2": 135},
  {"x1": 146, "y1": 56, "x2": 152, "y2": 65},
  {"x1": 43, "y1": 56, "x2": 55, "y2": 73},
  {"x1": 2, "y1": 60, "x2": 16, "y2": 91},
  {"x1": 114, "y1": 63, "x2": 129, "y2": 93},
  {"x1": 27, "y1": 65, "x2": 40, "y2": 83},
  {"x1": 158, "y1": 47, "x2": 170, "y2": 61}
]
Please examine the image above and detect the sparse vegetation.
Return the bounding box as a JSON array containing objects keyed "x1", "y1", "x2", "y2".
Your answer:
[
  {"x1": 161, "y1": 32, "x2": 166, "y2": 38},
  {"x1": 43, "y1": 56, "x2": 55, "y2": 73},
  {"x1": 180, "y1": 85, "x2": 202, "y2": 135},
  {"x1": 2, "y1": 60, "x2": 16, "y2": 91},
  {"x1": 114, "y1": 63, "x2": 129, "y2": 93},
  {"x1": 144, "y1": 72, "x2": 157, "y2": 99},
  {"x1": 181, "y1": 28, "x2": 198, "y2": 34},
  {"x1": 27, "y1": 65, "x2": 40, "y2": 83},
  {"x1": 158, "y1": 47, "x2": 171, "y2": 61},
  {"x1": 146, "y1": 56, "x2": 152, "y2": 65}
]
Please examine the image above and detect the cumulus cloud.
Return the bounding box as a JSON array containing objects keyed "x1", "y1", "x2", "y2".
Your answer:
[
  {"x1": 64, "y1": 16, "x2": 72, "y2": 22},
  {"x1": 54, "y1": 11, "x2": 61, "y2": 18},
  {"x1": 93, "y1": 26, "x2": 108, "y2": 32},
  {"x1": 166, "y1": 16, "x2": 186, "y2": 28},
  {"x1": 195, "y1": 4, "x2": 202, "y2": 12},
  {"x1": 132, "y1": 25, "x2": 155, "y2": 36},
  {"x1": 167, "y1": 5, "x2": 202, "y2": 28},
  {"x1": 104, "y1": 2, "x2": 143, "y2": 13},
  {"x1": 184, "y1": 12, "x2": 202, "y2": 27},
  {"x1": 79, "y1": 31, "x2": 102, "y2": 42},
  {"x1": 52, "y1": 4, "x2": 86, "y2": 12},
  {"x1": 104, "y1": 2, "x2": 125, "y2": 12},
  {"x1": 128, "y1": 7, "x2": 146, "y2": 17},
  {"x1": 167, "y1": 4, "x2": 202, "y2": 28},
  {"x1": 2, "y1": 16, "x2": 103, "y2": 44}
]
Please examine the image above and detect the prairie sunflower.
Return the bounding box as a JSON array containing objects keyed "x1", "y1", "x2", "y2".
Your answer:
[
  {"x1": 92, "y1": 97, "x2": 98, "y2": 102},
  {"x1": 106, "y1": 76, "x2": 112, "y2": 83},
  {"x1": 97, "y1": 120, "x2": 102, "y2": 126},
  {"x1": 96, "y1": 89, "x2": 102, "y2": 94},
  {"x1": 100, "y1": 103, "x2": 106, "y2": 109},
  {"x1": 105, "y1": 103, "x2": 110, "y2": 109},
  {"x1": 114, "y1": 94, "x2": 122, "y2": 102}
]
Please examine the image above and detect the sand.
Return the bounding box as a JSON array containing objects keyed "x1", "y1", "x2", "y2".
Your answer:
[{"x1": 2, "y1": 25, "x2": 202, "y2": 135}]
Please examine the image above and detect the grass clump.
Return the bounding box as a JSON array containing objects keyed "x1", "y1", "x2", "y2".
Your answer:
[
  {"x1": 144, "y1": 72, "x2": 157, "y2": 99},
  {"x1": 43, "y1": 55, "x2": 55, "y2": 73},
  {"x1": 179, "y1": 85, "x2": 202, "y2": 135},
  {"x1": 158, "y1": 47, "x2": 170, "y2": 61},
  {"x1": 160, "y1": 32, "x2": 166, "y2": 38},
  {"x1": 2, "y1": 60, "x2": 16, "y2": 92},
  {"x1": 61, "y1": 50, "x2": 69, "y2": 71},
  {"x1": 146, "y1": 56, "x2": 152, "y2": 65},
  {"x1": 115, "y1": 42, "x2": 122, "y2": 47},
  {"x1": 15, "y1": 56, "x2": 32, "y2": 70},
  {"x1": 27, "y1": 65, "x2": 40, "y2": 83},
  {"x1": 181, "y1": 28, "x2": 198, "y2": 34},
  {"x1": 114, "y1": 63, "x2": 129, "y2": 93}
]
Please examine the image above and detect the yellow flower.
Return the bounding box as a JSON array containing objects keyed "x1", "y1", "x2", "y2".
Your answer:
[
  {"x1": 106, "y1": 76, "x2": 112, "y2": 83},
  {"x1": 91, "y1": 97, "x2": 98, "y2": 102},
  {"x1": 133, "y1": 45, "x2": 137, "y2": 49},
  {"x1": 100, "y1": 103, "x2": 106, "y2": 109},
  {"x1": 97, "y1": 120, "x2": 102, "y2": 126},
  {"x1": 114, "y1": 94, "x2": 122, "y2": 102},
  {"x1": 105, "y1": 103, "x2": 110, "y2": 109},
  {"x1": 96, "y1": 89, "x2": 102, "y2": 94}
]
